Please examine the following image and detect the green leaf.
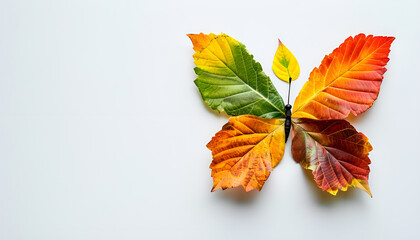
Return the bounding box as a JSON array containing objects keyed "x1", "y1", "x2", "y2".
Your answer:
[{"x1": 188, "y1": 33, "x2": 285, "y2": 118}]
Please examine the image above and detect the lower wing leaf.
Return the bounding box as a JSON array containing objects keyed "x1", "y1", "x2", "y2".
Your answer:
[
  {"x1": 207, "y1": 115, "x2": 285, "y2": 192},
  {"x1": 291, "y1": 118, "x2": 373, "y2": 196}
]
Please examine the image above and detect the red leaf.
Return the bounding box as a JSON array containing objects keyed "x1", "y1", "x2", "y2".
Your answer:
[
  {"x1": 291, "y1": 118, "x2": 373, "y2": 196},
  {"x1": 293, "y1": 34, "x2": 395, "y2": 119}
]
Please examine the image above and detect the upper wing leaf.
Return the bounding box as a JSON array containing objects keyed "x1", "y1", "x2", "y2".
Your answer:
[
  {"x1": 207, "y1": 115, "x2": 285, "y2": 192},
  {"x1": 188, "y1": 33, "x2": 286, "y2": 119},
  {"x1": 272, "y1": 39, "x2": 300, "y2": 82},
  {"x1": 293, "y1": 34, "x2": 395, "y2": 119},
  {"x1": 291, "y1": 118, "x2": 373, "y2": 196}
]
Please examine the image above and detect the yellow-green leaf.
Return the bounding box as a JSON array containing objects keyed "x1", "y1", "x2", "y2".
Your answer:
[
  {"x1": 272, "y1": 39, "x2": 300, "y2": 82},
  {"x1": 188, "y1": 33, "x2": 286, "y2": 118}
]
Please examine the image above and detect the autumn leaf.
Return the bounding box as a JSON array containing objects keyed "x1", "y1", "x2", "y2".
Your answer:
[
  {"x1": 272, "y1": 39, "x2": 300, "y2": 82},
  {"x1": 291, "y1": 118, "x2": 372, "y2": 196},
  {"x1": 207, "y1": 115, "x2": 285, "y2": 192},
  {"x1": 293, "y1": 34, "x2": 395, "y2": 119},
  {"x1": 188, "y1": 33, "x2": 286, "y2": 118},
  {"x1": 189, "y1": 33, "x2": 394, "y2": 197}
]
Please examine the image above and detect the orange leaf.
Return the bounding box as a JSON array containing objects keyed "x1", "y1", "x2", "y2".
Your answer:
[
  {"x1": 292, "y1": 118, "x2": 373, "y2": 196},
  {"x1": 207, "y1": 115, "x2": 285, "y2": 192},
  {"x1": 293, "y1": 34, "x2": 395, "y2": 119}
]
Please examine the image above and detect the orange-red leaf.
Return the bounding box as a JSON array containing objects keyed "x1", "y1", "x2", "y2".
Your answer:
[
  {"x1": 207, "y1": 115, "x2": 285, "y2": 192},
  {"x1": 291, "y1": 118, "x2": 373, "y2": 196},
  {"x1": 293, "y1": 34, "x2": 395, "y2": 119}
]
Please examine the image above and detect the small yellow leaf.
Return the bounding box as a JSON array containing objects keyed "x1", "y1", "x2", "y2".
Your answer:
[{"x1": 272, "y1": 39, "x2": 300, "y2": 82}]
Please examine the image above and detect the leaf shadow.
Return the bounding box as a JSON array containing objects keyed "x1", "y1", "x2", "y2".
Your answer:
[
  {"x1": 214, "y1": 187, "x2": 259, "y2": 205},
  {"x1": 301, "y1": 168, "x2": 360, "y2": 205}
]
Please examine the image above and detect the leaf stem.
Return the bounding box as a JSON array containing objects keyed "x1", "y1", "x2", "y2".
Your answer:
[{"x1": 287, "y1": 77, "x2": 291, "y2": 105}]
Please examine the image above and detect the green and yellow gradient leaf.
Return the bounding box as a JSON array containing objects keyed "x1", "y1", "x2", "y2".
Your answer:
[
  {"x1": 272, "y1": 39, "x2": 300, "y2": 82},
  {"x1": 291, "y1": 118, "x2": 372, "y2": 196},
  {"x1": 207, "y1": 115, "x2": 285, "y2": 192},
  {"x1": 188, "y1": 33, "x2": 286, "y2": 119}
]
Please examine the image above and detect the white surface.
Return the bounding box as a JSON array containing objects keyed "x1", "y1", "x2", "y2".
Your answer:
[{"x1": 0, "y1": 0, "x2": 419, "y2": 239}]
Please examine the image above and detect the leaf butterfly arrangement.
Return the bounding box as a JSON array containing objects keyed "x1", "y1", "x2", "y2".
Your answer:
[{"x1": 188, "y1": 33, "x2": 394, "y2": 196}]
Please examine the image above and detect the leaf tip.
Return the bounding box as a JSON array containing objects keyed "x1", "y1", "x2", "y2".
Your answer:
[
  {"x1": 388, "y1": 36, "x2": 396, "y2": 46},
  {"x1": 350, "y1": 179, "x2": 372, "y2": 197},
  {"x1": 187, "y1": 33, "x2": 212, "y2": 52},
  {"x1": 359, "y1": 180, "x2": 372, "y2": 197},
  {"x1": 363, "y1": 187, "x2": 373, "y2": 198},
  {"x1": 186, "y1": 33, "x2": 196, "y2": 41}
]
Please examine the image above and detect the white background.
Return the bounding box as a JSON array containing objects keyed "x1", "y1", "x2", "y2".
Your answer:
[{"x1": 0, "y1": 0, "x2": 419, "y2": 239}]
